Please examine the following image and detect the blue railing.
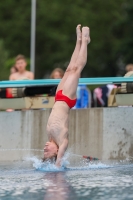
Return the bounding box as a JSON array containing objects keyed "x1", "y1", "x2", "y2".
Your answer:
[{"x1": 0, "y1": 77, "x2": 133, "y2": 88}]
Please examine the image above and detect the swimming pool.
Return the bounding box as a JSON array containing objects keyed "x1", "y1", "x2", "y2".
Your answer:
[{"x1": 0, "y1": 158, "x2": 133, "y2": 200}]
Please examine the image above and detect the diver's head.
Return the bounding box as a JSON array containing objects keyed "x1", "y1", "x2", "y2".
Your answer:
[{"x1": 43, "y1": 141, "x2": 58, "y2": 161}]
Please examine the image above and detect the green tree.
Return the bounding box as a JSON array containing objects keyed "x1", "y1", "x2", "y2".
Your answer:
[
  {"x1": 119, "y1": 0, "x2": 133, "y2": 65},
  {"x1": 0, "y1": 0, "x2": 131, "y2": 79},
  {"x1": 0, "y1": 1, "x2": 31, "y2": 57},
  {"x1": 0, "y1": 39, "x2": 9, "y2": 80},
  {"x1": 36, "y1": 0, "x2": 127, "y2": 77}
]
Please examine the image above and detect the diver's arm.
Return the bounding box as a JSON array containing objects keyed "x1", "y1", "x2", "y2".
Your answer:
[{"x1": 55, "y1": 139, "x2": 68, "y2": 167}]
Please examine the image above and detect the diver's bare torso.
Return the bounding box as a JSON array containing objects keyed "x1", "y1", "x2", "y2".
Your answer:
[{"x1": 46, "y1": 101, "x2": 70, "y2": 147}]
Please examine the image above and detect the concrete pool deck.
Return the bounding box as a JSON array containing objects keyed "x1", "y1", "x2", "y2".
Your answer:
[{"x1": 0, "y1": 107, "x2": 133, "y2": 161}]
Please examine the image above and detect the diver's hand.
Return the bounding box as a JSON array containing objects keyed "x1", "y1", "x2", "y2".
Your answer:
[
  {"x1": 55, "y1": 139, "x2": 68, "y2": 167},
  {"x1": 55, "y1": 161, "x2": 61, "y2": 168}
]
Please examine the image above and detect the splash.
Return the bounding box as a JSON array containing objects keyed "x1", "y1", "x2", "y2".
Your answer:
[
  {"x1": 27, "y1": 156, "x2": 67, "y2": 172},
  {"x1": 67, "y1": 162, "x2": 111, "y2": 171},
  {"x1": 27, "y1": 153, "x2": 111, "y2": 172},
  {"x1": 25, "y1": 151, "x2": 133, "y2": 172}
]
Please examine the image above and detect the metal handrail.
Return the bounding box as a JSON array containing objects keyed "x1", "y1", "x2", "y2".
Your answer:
[{"x1": 0, "y1": 77, "x2": 133, "y2": 88}]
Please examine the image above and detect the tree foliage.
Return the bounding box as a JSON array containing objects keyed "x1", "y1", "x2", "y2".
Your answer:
[
  {"x1": 0, "y1": 0, "x2": 132, "y2": 79},
  {"x1": 0, "y1": 39, "x2": 9, "y2": 80},
  {"x1": 118, "y1": 0, "x2": 133, "y2": 65}
]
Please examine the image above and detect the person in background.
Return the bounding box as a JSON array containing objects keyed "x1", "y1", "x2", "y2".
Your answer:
[
  {"x1": 73, "y1": 84, "x2": 89, "y2": 109},
  {"x1": 50, "y1": 68, "x2": 64, "y2": 79},
  {"x1": 93, "y1": 84, "x2": 117, "y2": 107},
  {"x1": 6, "y1": 55, "x2": 34, "y2": 111},
  {"x1": 6, "y1": 66, "x2": 18, "y2": 99},
  {"x1": 10, "y1": 66, "x2": 18, "y2": 74},
  {"x1": 6, "y1": 66, "x2": 18, "y2": 111},
  {"x1": 125, "y1": 64, "x2": 133, "y2": 73},
  {"x1": 49, "y1": 68, "x2": 64, "y2": 96},
  {"x1": 9, "y1": 54, "x2": 34, "y2": 80}
]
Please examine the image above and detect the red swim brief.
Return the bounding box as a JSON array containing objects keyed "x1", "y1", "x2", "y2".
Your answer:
[{"x1": 55, "y1": 90, "x2": 76, "y2": 109}]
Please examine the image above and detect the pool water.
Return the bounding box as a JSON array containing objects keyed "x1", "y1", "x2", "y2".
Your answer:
[{"x1": 0, "y1": 158, "x2": 133, "y2": 200}]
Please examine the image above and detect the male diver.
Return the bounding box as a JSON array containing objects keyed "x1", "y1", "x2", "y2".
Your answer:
[{"x1": 43, "y1": 25, "x2": 90, "y2": 167}]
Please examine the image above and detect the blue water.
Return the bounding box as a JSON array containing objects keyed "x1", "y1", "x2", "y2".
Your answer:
[{"x1": 0, "y1": 158, "x2": 133, "y2": 200}]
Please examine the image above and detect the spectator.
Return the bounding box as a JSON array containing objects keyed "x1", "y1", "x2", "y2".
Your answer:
[
  {"x1": 125, "y1": 64, "x2": 133, "y2": 73},
  {"x1": 50, "y1": 68, "x2": 64, "y2": 79},
  {"x1": 73, "y1": 84, "x2": 90, "y2": 109},
  {"x1": 6, "y1": 66, "x2": 18, "y2": 111},
  {"x1": 10, "y1": 66, "x2": 18, "y2": 74},
  {"x1": 93, "y1": 84, "x2": 117, "y2": 107},
  {"x1": 48, "y1": 68, "x2": 64, "y2": 96},
  {"x1": 6, "y1": 66, "x2": 18, "y2": 99},
  {"x1": 7, "y1": 55, "x2": 34, "y2": 111},
  {"x1": 9, "y1": 54, "x2": 34, "y2": 80}
]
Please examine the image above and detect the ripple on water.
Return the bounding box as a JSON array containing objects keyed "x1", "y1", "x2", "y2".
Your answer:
[{"x1": 0, "y1": 157, "x2": 133, "y2": 200}]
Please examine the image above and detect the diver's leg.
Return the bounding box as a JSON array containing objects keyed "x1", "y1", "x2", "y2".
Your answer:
[
  {"x1": 62, "y1": 27, "x2": 90, "y2": 99},
  {"x1": 68, "y1": 24, "x2": 82, "y2": 68},
  {"x1": 56, "y1": 25, "x2": 82, "y2": 93},
  {"x1": 75, "y1": 27, "x2": 90, "y2": 73}
]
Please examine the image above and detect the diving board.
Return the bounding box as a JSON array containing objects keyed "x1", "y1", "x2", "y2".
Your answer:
[{"x1": 0, "y1": 77, "x2": 133, "y2": 88}]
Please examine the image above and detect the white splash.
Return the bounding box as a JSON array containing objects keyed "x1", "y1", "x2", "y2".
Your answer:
[
  {"x1": 26, "y1": 153, "x2": 111, "y2": 172},
  {"x1": 26, "y1": 156, "x2": 68, "y2": 172}
]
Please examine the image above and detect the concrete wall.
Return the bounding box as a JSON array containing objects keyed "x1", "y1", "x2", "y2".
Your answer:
[
  {"x1": 0, "y1": 108, "x2": 133, "y2": 161},
  {"x1": 103, "y1": 108, "x2": 133, "y2": 160}
]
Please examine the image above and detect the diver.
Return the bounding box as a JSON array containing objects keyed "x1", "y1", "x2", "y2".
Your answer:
[{"x1": 43, "y1": 25, "x2": 90, "y2": 167}]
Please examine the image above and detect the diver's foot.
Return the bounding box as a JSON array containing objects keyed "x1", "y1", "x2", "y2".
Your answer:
[
  {"x1": 82, "y1": 27, "x2": 90, "y2": 44},
  {"x1": 76, "y1": 24, "x2": 82, "y2": 42}
]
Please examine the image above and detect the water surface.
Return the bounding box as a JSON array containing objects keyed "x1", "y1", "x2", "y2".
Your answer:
[{"x1": 0, "y1": 159, "x2": 133, "y2": 200}]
